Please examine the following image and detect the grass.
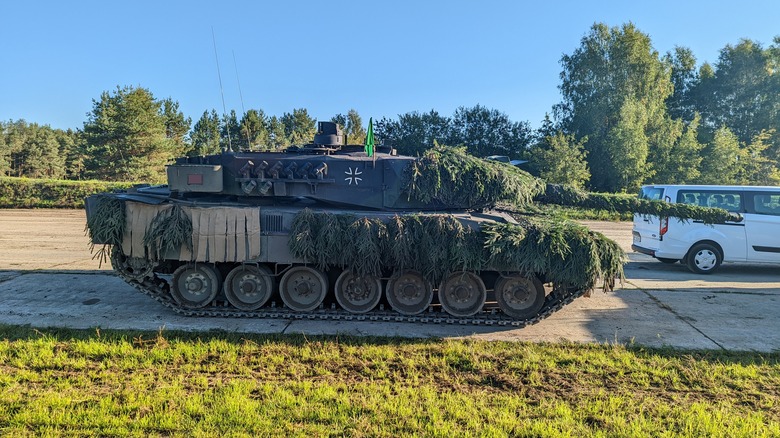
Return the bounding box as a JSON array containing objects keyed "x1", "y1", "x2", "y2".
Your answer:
[
  {"x1": 0, "y1": 325, "x2": 778, "y2": 437},
  {"x1": 536, "y1": 204, "x2": 633, "y2": 221}
]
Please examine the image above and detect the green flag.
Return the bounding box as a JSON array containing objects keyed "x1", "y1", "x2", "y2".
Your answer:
[{"x1": 364, "y1": 117, "x2": 375, "y2": 157}]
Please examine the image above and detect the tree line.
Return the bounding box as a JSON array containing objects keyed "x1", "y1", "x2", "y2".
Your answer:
[{"x1": 2, "y1": 22, "x2": 778, "y2": 192}]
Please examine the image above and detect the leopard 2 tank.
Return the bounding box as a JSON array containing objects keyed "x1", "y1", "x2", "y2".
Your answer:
[{"x1": 85, "y1": 121, "x2": 626, "y2": 326}]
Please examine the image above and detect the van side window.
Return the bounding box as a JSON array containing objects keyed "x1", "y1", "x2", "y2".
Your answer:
[
  {"x1": 677, "y1": 190, "x2": 742, "y2": 212},
  {"x1": 751, "y1": 193, "x2": 780, "y2": 216},
  {"x1": 639, "y1": 187, "x2": 663, "y2": 200}
]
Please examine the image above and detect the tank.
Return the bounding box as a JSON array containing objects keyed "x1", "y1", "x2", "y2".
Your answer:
[{"x1": 84, "y1": 121, "x2": 731, "y2": 325}]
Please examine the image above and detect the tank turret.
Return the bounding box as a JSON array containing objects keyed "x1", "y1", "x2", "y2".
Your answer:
[{"x1": 165, "y1": 121, "x2": 429, "y2": 211}]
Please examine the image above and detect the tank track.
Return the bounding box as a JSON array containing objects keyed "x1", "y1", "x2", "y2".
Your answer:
[{"x1": 113, "y1": 266, "x2": 588, "y2": 328}]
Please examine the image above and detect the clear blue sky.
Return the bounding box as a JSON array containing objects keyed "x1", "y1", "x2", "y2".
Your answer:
[{"x1": 1, "y1": 0, "x2": 778, "y2": 131}]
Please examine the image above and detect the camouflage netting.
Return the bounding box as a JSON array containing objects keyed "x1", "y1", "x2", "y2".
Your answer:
[
  {"x1": 404, "y1": 145, "x2": 740, "y2": 224},
  {"x1": 483, "y1": 218, "x2": 624, "y2": 290},
  {"x1": 84, "y1": 195, "x2": 126, "y2": 265},
  {"x1": 143, "y1": 204, "x2": 193, "y2": 261},
  {"x1": 404, "y1": 145, "x2": 545, "y2": 209},
  {"x1": 538, "y1": 184, "x2": 739, "y2": 224},
  {"x1": 289, "y1": 209, "x2": 624, "y2": 290}
]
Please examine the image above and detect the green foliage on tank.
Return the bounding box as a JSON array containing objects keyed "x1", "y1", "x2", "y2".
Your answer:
[
  {"x1": 537, "y1": 183, "x2": 739, "y2": 223},
  {"x1": 289, "y1": 208, "x2": 625, "y2": 290},
  {"x1": 142, "y1": 205, "x2": 193, "y2": 261},
  {"x1": 404, "y1": 144, "x2": 545, "y2": 209},
  {"x1": 85, "y1": 195, "x2": 125, "y2": 264},
  {"x1": 403, "y1": 144, "x2": 739, "y2": 224}
]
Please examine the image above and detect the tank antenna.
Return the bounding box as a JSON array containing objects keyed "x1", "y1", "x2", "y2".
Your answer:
[
  {"x1": 233, "y1": 50, "x2": 252, "y2": 150},
  {"x1": 212, "y1": 27, "x2": 232, "y2": 153}
]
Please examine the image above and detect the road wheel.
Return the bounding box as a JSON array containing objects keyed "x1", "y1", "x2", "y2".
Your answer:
[
  {"x1": 334, "y1": 270, "x2": 382, "y2": 314},
  {"x1": 171, "y1": 264, "x2": 221, "y2": 308},
  {"x1": 438, "y1": 271, "x2": 486, "y2": 317},
  {"x1": 386, "y1": 271, "x2": 433, "y2": 315},
  {"x1": 279, "y1": 266, "x2": 328, "y2": 311},
  {"x1": 224, "y1": 264, "x2": 275, "y2": 310},
  {"x1": 494, "y1": 275, "x2": 545, "y2": 320},
  {"x1": 686, "y1": 243, "x2": 722, "y2": 274}
]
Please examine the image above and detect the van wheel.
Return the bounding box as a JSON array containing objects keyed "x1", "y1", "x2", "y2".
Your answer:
[
  {"x1": 686, "y1": 243, "x2": 722, "y2": 274},
  {"x1": 657, "y1": 258, "x2": 679, "y2": 264}
]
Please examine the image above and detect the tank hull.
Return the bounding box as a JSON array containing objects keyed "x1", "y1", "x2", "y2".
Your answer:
[{"x1": 86, "y1": 188, "x2": 582, "y2": 323}]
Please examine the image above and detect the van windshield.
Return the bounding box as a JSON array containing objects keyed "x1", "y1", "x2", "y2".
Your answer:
[{"x1": 639, "y1": 186, "x2": 664, "y2": 201}]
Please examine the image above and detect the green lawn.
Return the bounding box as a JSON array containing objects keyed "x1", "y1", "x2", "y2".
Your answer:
[{"x1": 0, "y1": 325, "x2": 777, "y2": 437}]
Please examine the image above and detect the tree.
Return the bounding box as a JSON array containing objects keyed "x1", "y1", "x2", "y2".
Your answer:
[
  {"x1": 331, "y1": 109, "x2": 366, "y2": 144},
  {"x1": 0, "y1": 122, "x2": 9, "y2": 175},
  {"x1": 266, "y1": 116, "x2": 288, "y2": 150},
  {"x1": 450, "y1": 105, "x2": 532, "y2": 158},
  {"x1": 189, "y1": 110, "x2": 221, "y2": 156},
  {"x1": 649, "y1": 114, "x2": 704, "y2": 184},
  {"x1": 161, "y1": 99, "x2": 191, "y2": 157},
  {"x1": 665, "y1": 46, "x2": 699, "y2": 123},
  {"x1": 556, "y1": 22, "x2": 673, "y2": 192},
  {"x1": 345, "y1": 109, "x2": 366, "y2": 145},
  {"x1": 738, "y1": 130, "x2": 780, "y2": 185},
  {"x1": 529, "y1": 131, "x2": 590, "y2": 188},
  {"x1": 330, "y1": 113, "x2": 347, "y2": 129},
  {"x1": 239, "y1": 109, "x2": 269, "y2": 150},
  {"x1": 58, "y1": 128, "x2": 86, "y2": 180},
  {"x1": 374, "y1": 110, "x2": 451, "y2": 156},
  {"x1": 698, "y1": 126, "x2": 742, "y2": 184},
  {"x1": 602, "y1": 98, "x2": 652, "y2": 192},
  {"x1": 82, "y1": 86, "x2": 179, "y2": 182},
  {"x1": 691, "y1": 39, "x2": 780, "y2": 146},
  {"x1": 220, "y1": 110, "x2": 241, "y2": 152},
  {"x1": 1, "y1": 120, "x2": 66, "y2": 179},
  {"x1": 281, "y1": 108, "x2": 316, "y2": 145}
]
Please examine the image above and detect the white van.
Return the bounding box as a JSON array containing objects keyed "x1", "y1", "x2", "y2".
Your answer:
[{"x1": 632, "y1": 185, "x2": 780, "y2": 274}]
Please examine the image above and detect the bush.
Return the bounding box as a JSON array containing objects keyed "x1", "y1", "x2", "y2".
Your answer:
[{"x1": 0, "y1": 177, "x2": 134, "y2": 209}]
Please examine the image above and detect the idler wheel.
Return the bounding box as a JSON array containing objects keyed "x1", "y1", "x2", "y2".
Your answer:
[
  {"x1": 279, "y1": 266, "x2": 328, "y2": 312},
  {"x1": 438, "y1": 271, "x2": 486, "y2": 317},
  {"x1": 494, "y1": 275, "x2": 545, "y2": 320},
  {"x1": 224, "y1": 264, "x2": 275, "y2": 311},
  {"x1": 385, "y1": 270, "x2": 433, "y2": 316},
  {"x1": 171, "y1": 264, "x2": 221, "y2": 309},
  {"x1": 111, "y1": 249, "x2": 155, "y2": 281},
  {"x1": 334, "y1": 270, "x2": 382, "y2": 314}
]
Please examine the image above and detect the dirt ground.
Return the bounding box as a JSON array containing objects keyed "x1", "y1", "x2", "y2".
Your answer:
[
  {"x1": 1, "y1": 209, "x2": 778, "y2": 351},
  {"x1": 0, "y1": 209, "x2": 107, "y2": 272}
]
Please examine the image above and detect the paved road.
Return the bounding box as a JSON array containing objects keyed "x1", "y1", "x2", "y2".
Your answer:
[{"x1": 1, "y1": 210, "x2": 778, "y2": 351}]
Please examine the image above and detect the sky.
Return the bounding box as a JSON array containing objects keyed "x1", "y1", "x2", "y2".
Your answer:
[{"x1": 1, "y1": 0, "x2": 778, "y2": 132}]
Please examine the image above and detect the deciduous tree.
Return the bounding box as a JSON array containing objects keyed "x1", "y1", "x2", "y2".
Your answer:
[
  {"x1": 556, "y1": 22, "x2": 673, "y2": 192},
  {"x1": 374, "y1": 110, "x2": 452, "y2": 156},
  {"x1": 529, "y1": 131, "x2": 590, "y2": 188},
  {"x1": 450, "y1": 105, "x2": 532, "y2": 158},
  {"x1": 698, "y1": 126, "x2": 742, "y2": 184}
]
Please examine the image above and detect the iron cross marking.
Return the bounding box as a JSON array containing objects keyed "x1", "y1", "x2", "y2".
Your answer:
[{"x1": 344, "y1": 167, "x2": 363, "y2": 185}]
